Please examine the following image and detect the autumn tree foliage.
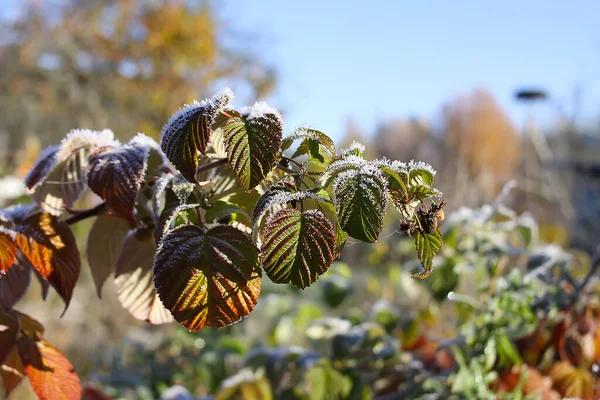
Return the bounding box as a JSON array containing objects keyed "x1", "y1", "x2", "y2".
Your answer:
[
  {"x1": 0, "y1": 89, "x2": 445, "y2": 398},
  {"x1": 0, "y1": 0, "x2": 276, "y2": 153}
]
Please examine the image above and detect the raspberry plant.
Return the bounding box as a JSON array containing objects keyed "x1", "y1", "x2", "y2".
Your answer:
[{"x1": 0, "y1": 89, "x2": 444, "y2": 398}]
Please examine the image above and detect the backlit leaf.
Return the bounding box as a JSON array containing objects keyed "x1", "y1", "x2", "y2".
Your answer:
[
  {"x1": 114, "y1": 228, "x2": 173, "y2": 324},
  {"x1": 282, "y1": 126, "x2": 335, "y2": 157},
  {"x1": 153, "y1": 225, "x2": 261, "y2": 331},
  {"x1": 21, "y1": 339, "x2": 81, "y2": 400},
  {"x1": 252, "y1": 184, "x2": 330, "y2": 247},
  {"x1": 25, "y1": 129, "x2": 118, "y2": 216},
  {"x1": 260, "y1": 208, "x2": 336, "y2": 289},
  {"x1": 0, "y1": 346, "x2": 25, "y2": 395},
  {"x1": 13, "y1": 213, "x2": 81, "y2": 312},
  {"x1": 333, "y1": 165, "x2": 389, "y2": 243},
  {"x1": 87, "y1": 140, "x2": 149, "y2": 222},
  {"x1": 161, "y1": 89, "x2": 232, "y2": 182},
  {"x1": 0, "y1": 308, "x2": 19, "y2": 365},
  {"x1": 0, "y1": 230, "x2": 17, "y2": 273},
  {"x1": 86, "y1": 215, "x2": 131, "y2": 297},
  {"x1": 412, "y1": 229, "x2": 443, "y2": 279},
  {"x1": 222, "y1": 102, "x2": 283, "y2": 190},
  {"x1": 0, "y1": 255, "x2": 31, "y2": 308}
]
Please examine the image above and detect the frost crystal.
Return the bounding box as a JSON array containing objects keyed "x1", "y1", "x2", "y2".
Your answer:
[
  {"x1": 339, "y1": 141, "x2": 366, "y2": 158},
  {"x1": 56, "y1": 129, "x2": 118, "y2": 162},
  {"x1": 247, "y1": 101, "x2": 283, "y2": 125},
  {"x1": 24, "y1": 144, "x2": 59, "y2": 191},
  {"x1": 160, "y1": 88, "x2": 233, "y2": 143},
  {"x1": 284, "y1": 125, "x2": 318, "y2": 141},
  {"x1": 406, "y1": 160, "x2": 436, "y2": 176}
]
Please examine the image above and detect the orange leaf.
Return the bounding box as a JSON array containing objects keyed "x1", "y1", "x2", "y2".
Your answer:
[
  {"x1": 154, "y1": 225, "x2": 261, "y2": 331},
  {"x1": 14, "y1": 213, "x2": 81, "y2": 312},
  {"x1": 21, "y1": 339, "x2": 81, "y2": 400},
  {"x1": 548, "y1": 361, "x2": 594, "y2": 400},
  {"x1": 0, "y1": 232, "x2": 17, "y2": 273}
]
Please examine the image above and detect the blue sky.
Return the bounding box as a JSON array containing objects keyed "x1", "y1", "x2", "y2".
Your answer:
[{"x1": 222, "y1": 0, "x2": 600, "y2": 142}]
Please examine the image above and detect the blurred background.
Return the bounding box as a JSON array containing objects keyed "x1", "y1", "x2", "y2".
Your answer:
[{"x1": 2, "y1": 0, "x2": 600, "y2": 398}]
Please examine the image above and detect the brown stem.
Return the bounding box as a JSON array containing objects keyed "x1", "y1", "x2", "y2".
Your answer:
[
  {"x1": 64, "y1": 202, "x2": 107, "y2": 225},
  {"x1": 196, "y1": 158, "x2": 228, "y2": 175}
]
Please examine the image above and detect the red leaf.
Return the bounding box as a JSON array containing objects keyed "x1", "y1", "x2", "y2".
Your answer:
[
  {"x1": 87, "y1": 143, "x2": 147, "y2": 222},
  {"x1": 21, "y1": 339, "x2": 81, "y2": 400},
  {"x1": 14, "y1": 213, "x2": 81, "y2": 313},
  {"x1": 0, "y1": 231, "x2": 17, "y2": 273}
]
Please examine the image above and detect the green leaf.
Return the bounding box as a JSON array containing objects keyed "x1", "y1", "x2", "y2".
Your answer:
[
  {"x1": 153, "y1": 225, "x2": 261, "y2": 331},
  {"x1": 252, "y1": 184, "x2": 328, "y2": 245},
  {"x1": 205, "y1": 201, "x2": 249, "y2": 224},
  {"x1": 260, "y1": 208, "x2": 336, "y2": 289},
  {"x1": 303, "y1": 360, "x2": 352, "y2": 400},
  {"x1": 333, "y1": 166, "x2": 389, "y2": 243},
  {"x1": 216, "y1": 369, "x2": 273, "y2": 400},
  {"x1": 406, "y1": 161, "x2": 436, "y2": 186},
  {"x1": 318, "y1": 156, "x2": 365, "y2": 189},
  {"x1": 160, "y1": 89, "x2": 232, "y2": 183},
  {"x1": 222, "y1": 103, "x2": 283, "y2": 190},
  {"x1": 313, "y1": 188, "x2": 347, "y2": 254},
  {"x1": 412, "y1": 228, "x2": 443, "y2": 279},
  {"x1": 282, "y1": 126, "x2": 335, "y2": 156}
]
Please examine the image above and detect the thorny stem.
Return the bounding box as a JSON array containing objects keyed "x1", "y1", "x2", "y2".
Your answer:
[
  {"x1": 196, "y1": 158, "x2": 228, "y2": 174},
  {"x1": 64, "y1": 202, "x2": 107, "y2": 225},
  {"x1": 282, "y1": 156, "x2": 304, "y2": 169}
]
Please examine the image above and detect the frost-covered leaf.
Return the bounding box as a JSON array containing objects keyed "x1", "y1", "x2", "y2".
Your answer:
[
  {"x1": 24, "y1": 146, "x2": 59, "y2": 192},
  {"x1": 161, "y1": 89, "x2": 233, "y2": 182},
  {"x1": 13, "y1": 212, "x2": 81, "y2": 312},
  {"x1": 86, "y1": 214, "x2": 131, "y2": 298},
  {"x1": 318, "y1": 155, "x2": 365, "y2": 189},
  {"x1": 0, "y1": 255, "x2": 31, "y2": 308},
  {"x1": 87, "y1": 139, "x2": 149, "y2": 222},
  {"x1": 406, "y1": 160, "x2": 436, "y2": 186},
  {"x1": 283, "y1": 127, "x2": 335, "y2": 168},
  {"x1": 260, "y1": 209, "x2": 336, "y2": 289},
  {"x1": 153, "y1": 225, "x2": 261, "y2": 331},
  {"x1": 25, "y1": 129, "x2": 117, "y2": 216},
  {"x1": 222, "y1": 102, "x2": 283, "y2": 190},
  {"x1": 0, "y1": 307, "x2": 19, "y2": 365},
  {"x1": 115, "y1": 228, "x2": 173, "y2": 324},
  {"x1": 0, "y1": 229, "x2": 17, "y2": 273},
  {"x1": 333, "y1": 165, "x2": 389, "y2": 243},
  {"x1": 338, "y1": 141, "x2": 365, "y2": 159},
  {"x1": 252, "y1": 184, "x2": 330, "y2": 247},
  {"x1": 20, "y1": 338, "x2": 81, "y2": 400},
  {"x1": 282, "y1": 126, "x2": 335, "y2": 156},
  {"x1": 412, "y1": 228, "x2": 443, "y2": 279}
]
